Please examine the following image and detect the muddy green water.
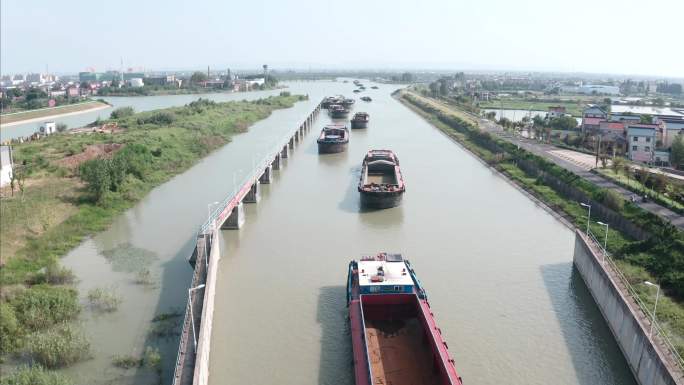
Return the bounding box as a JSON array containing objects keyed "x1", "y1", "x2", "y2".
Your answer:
[
  {"x1": 207, "y1": 82, "x2": 636, "y2": 385},
  {"x1": 46, "y1": 81, "x2": 634, "y2": 385}
]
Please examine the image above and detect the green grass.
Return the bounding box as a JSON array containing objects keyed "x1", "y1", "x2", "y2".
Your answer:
[
  {"x1": 597, "y1": 168, "x2": 684, "y2": 213},
  {"x1": 0, "y1": 93, "x2": 307, "y2": 372}
]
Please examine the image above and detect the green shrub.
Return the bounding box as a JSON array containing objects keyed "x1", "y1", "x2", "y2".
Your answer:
[
  {"x1": 602, "y1": 189, "x2": 625, "y2": 212},
  {"x1": 110, "y1": 106, "x2": 135, "y2": 120},
  {"x1": 0, "y1": 365, "x2": 73, "y2": 385},
  {"x1": 11, "y1": 285, "x2": 79, "y2": 330},
  {"x1": 0, "y1": 302, "x2": 20, "y2": 355},
  {"x1": 112, "y1": 354, "x2": 143, "y2": 369},
  {"x1": 87, "y1": 287, "x2": 122, "y2": 312},
  {"x1": 144, "y1": 347, "x2": 161, "y2": 372},
  {"x1": 25, "y1": 323, "x2": 91, "y2": 368}
]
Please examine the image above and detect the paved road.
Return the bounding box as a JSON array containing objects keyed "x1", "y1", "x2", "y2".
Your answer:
[
  {"x1": 490, "y1": 126, "x2": 684, "y2": 230},
  {"x1": 407, "y1": 92, "x2": 684, "y2": 231}
]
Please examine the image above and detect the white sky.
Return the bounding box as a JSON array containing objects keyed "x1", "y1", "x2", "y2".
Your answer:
[{"x1": 2, "y1": 0, "x2": 683, "y2": 77}]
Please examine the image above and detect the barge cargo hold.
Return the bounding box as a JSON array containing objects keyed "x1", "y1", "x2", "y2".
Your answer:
[
  {"x1": 358, "y1": 150, "x2": 405, "y2": 209},
  {"x1": 347, "y1": 253, "x2": 462, "y2": 385},
  {"x1": 351, "y1": 112, "x2": 370, "y2": 129},
  {"x1": 317, "y1": 124, "x2": 349, "y2": 154},
  {"x1": 330, "y1": 104, "x2": 351, "y2": 119},
  {"x1": 322, "y1": 95, "x2": 344, "y2": 109}
]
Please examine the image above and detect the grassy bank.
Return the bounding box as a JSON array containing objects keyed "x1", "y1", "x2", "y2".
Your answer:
[
  {"x1": 399, "y1": 90, "x2": 684, "y2": 356},
  {"x1": 596, "y1": 168, "x2": 684, "y2": 214},
  {"x1": 0, "y1": 101, "x2": 109, "y2": 126},
  {"x1": 0, "y1": 93, "x2": 306, "y2": 373}
]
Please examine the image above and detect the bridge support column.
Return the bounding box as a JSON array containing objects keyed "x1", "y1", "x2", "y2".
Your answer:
[
  {"x1": 221, "y1": 202, "x2": 245, "y2": 230},
  {"x1": 259, "y1": 165, "x2": 272, "y2": 184},
  {"x1": 289, "y1": 136, "x2": 295, "y2": 149},
  {"x1": 244, "y1": 181, "x2": 260, "y2": 203},
  {"x1": 281, "y1": 145, "x2": 288, "y2": 158},
  {"x1": 272, "y1": 154, "x2": 281, "y2": 170}
]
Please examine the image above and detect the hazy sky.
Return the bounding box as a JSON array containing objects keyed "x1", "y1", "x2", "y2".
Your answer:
[{"x1": 2, "y1": 0, "x2": 683, "y2": 77}]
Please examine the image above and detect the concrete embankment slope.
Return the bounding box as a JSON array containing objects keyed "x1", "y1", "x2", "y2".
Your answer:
[
  {"x1": 574, "y1": 230, "x2": 682, "y2": 385},
  {"x1": 0, "y1": 101, "x2": 110, "y2": 127}
]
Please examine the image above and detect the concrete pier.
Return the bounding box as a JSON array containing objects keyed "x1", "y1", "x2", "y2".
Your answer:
[
  {"x1": 221, "y1": 202, "x2": 245, "y2": 229},
  {"x1": 260, "y1": 165, "x2": 272, "y2": 184},
  {"x1": 172, "y1": 101, "x2": 323, "y2": 385},
  {"x1": 244, "y1": 182, "x2": 260, "y2": 203}
]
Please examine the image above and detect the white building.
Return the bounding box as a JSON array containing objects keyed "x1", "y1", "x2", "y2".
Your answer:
[
  {"x1": 0, "y1": 145, "x2": 13, "y2": 188},
  {"x1": 128, "y1": 78, "x2": 144, "y2": 87},
  {"x1": 40, "y1": 121, "x2": 57, "y2": 135}
]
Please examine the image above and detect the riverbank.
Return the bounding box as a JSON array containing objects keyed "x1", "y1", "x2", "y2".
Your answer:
[
  {"x1": 0, "y1": 101, "x2": 110, "y2": 127},
  {"x1": 0, "y1": 93, "x2": 306, "y2": 380},
  {"x1": 397, "y1": 90, "x2": 684, "y2": 360}
]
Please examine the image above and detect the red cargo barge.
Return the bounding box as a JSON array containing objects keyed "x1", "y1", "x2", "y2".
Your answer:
[
  {"x1": 347, "y1": 253, "x2": 462, "y2": 385},
  {"x1": 317, "y1": 124, "x2": 349, "y2": 154},
  {"x1": 351, "y1": 112, "x2": 370, "y2": 129},
  {"x1": 358, "y1": 150, "x2": 405, "y2": 209}
]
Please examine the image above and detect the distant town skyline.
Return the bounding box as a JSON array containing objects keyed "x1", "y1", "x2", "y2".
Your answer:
[{"x1": 2, "y1": 0, "x2": 683, "y2": 78}]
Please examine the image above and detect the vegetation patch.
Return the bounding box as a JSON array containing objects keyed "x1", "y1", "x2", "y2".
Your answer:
[
  {"x1": 25, "y1": 323, "x2": 91, "y2": 368},
  {"x1": 86, "y1": 287, "x2": 122, "y2": 312},
  {"x1": 101, "y1": 243, "x2": 157, "y2": 273},
  {"x1": 0, "y1": 365, "x2": 74, "y2": 385}
]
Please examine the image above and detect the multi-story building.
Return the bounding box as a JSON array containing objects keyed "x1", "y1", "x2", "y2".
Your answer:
[
  {"x1": 582, "y1": 105, "x2": 607, "y2": 133},
  {"x1": 627, "y1": 125, "x2": 657, "y2": 163},
  {"x1": 547, "y1": 106, "x2": 566, "y2": 119}
]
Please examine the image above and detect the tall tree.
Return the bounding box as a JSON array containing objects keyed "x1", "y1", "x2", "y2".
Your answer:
[{"x1": 672, "y1": 135, "x2": 684, "y2": 170}]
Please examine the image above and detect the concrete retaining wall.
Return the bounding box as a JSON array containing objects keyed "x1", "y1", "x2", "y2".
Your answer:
[
  {"x1": 573, "y1": 230, "x2": 681, "y2": 385},
  {"x1": 192, "y1": 229, "x2": 220, "y2": 385}
]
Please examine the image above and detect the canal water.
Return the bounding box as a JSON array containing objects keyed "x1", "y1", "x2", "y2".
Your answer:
[
  {"x1": 482, "y1": 108, "x2": 582, "y2": 126},
  {"x1": 47, "y1": 81, "x2": 634, "y2": 385},
  {"x1": 208, "y1": 83, "x2": 636, "y2": 385}
]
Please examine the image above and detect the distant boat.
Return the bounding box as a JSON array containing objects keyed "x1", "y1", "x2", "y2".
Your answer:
[
  {"x1": 342, "y1": 98, "x2": 355, "y2": 108},
  {"x1": 371, "y1": 86, "x2": 379, "y2": 89},
  {"x1": 351, "y1": 112, "x2": 369, "y2": 129},
  {"x1": 329, "y1": 104, "x2": 350, "y2": 119},
  {"x1": 358, "y1": 150, "x2": 405, "y2": 209},
  {"x1": 322, "y1": 95, "x2": 345, "y2": 109},
  {"x1": 360, "y1": 96, "x2": 372, "y2": 102},
  {"x1": 317, "y1": 125, "x2": 349, "y2": 154},
  {"x1": 353, "y1": 89, "x2": 361, "y2": 93}
]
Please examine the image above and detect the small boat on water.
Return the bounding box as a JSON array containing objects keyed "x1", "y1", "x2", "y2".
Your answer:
[
  {"x1": 347, "y1": 253, "x2": 463, "y2": 385},
  {"x1": 329, "y1": 104, "x2": 350, "y2": 119},
  {"x1": 358, "y1": 150, "x2": 405, "y2": 209},
  {"x1": 342, "y1": 98, "x2": 355, "y2": 108},
  {"x1": 371, "y1": 86, "x2": 379, "y2": 89},
  {"x1": 353, "y1": 89, "x2": 361, "y2": 93},
  {"x1": 317, "y1": 124, "x2": 349, "y2": 154},
  {"x1": 351, "y1": 112, "x2": 369, "y2": 129},
  {"x1": 360, "y1": 96, "x2": 372, "y2": 102},
  {"x1": 322, "y1": 95, "x2": 344, "y2": 109}
]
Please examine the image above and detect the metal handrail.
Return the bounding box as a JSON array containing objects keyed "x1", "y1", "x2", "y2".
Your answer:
[
  {"x1": 199, "y1": 118, "x2": 312, "y2": 234},
  {"x1": 586, "y1": 230, "x2": 684, "y2": 370}
]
